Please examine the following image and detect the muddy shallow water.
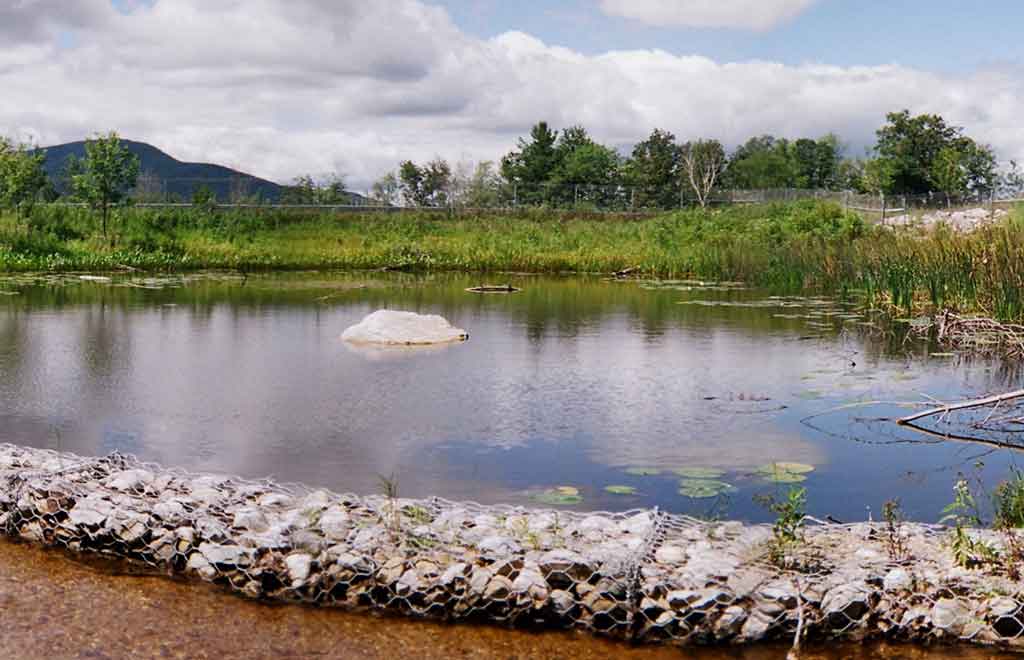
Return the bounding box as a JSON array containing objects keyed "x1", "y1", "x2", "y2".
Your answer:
[
  {"x1": 0, "y1": 271, "x2": 1020, "y2": 524},
  {"x1": 1, "y1": 538, "x2": 1019, "y2": 659}
]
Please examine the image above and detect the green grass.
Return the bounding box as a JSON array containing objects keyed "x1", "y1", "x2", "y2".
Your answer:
[{"x1": 3, "y1": 200, "x2": 1024, "y2": 321}]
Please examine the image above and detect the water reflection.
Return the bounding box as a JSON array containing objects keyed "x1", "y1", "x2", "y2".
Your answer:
[{"x1": 0, "y1": 272, "x2": 1019, "y2": 523}]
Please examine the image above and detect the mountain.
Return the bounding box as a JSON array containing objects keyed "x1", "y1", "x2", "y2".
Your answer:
[{"x1": 39, "y1": 139, "x2": 285, "y2": 202}]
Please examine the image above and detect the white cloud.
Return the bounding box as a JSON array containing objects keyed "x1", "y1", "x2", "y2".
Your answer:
[
  {"x1": 1, "y1": 0, "x2": 1023, "y2": 189},
  {"x1": 598, "y1": 0, "x2": 818, "y2": 31}
]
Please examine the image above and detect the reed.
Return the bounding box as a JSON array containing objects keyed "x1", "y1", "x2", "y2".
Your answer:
[{"x1": 3, "y1": 201, "x2": 1024, "y2": 321}]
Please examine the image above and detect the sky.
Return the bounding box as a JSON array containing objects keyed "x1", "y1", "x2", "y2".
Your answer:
[{"x1": 3, "y1": 0, "x2": 1024, "y2": 189}]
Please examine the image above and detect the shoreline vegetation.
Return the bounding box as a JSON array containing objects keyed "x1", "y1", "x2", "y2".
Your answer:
[{"x1": 2, "y1": 200, "x2": 1024, "y2": 322}]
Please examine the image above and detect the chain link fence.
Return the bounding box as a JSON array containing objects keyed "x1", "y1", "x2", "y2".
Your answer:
[
  {"x1": 115, "y1": 173, "x2": 1024, "y2": 220},
  {"x1": 3, "y1": 443, "x2": 1024, "y2": 649}
]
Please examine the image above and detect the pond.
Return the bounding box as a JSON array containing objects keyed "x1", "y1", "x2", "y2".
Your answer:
[{"x1": 0, "y1": 271, "x2": 1019, "y2": 525}]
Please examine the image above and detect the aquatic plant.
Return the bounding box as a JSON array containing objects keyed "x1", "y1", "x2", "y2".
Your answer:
[
  {"x1": 757, "y1": 462, "x2": 814, "y2": 484},
  {"x1": 377, "y1": 472, "x2": 401, "y2": 540},
  {"x1": 532, "y1": 486, "x2": 583, "y2": 506},
  {"x1": 604, "y1": 485, "x2": 637, "y2": 495},
  {"x1": 624, "y1": 467, "x2": 662, "y2": 476},
  {"x1": 882, "y1": 498, "x2": 909, "y2": 562},
  {"x1": 672, "y1": 467, "x2": 725, "y2": 479},
  {"x1": 678, "y1": 479, "x2": 736, "y2": 499},
  {"x1": 941, "y1": 477, "x2": 998, "y2": 569},
  {"x1": 754, "y1": 486, "x2": 808, "y2": 570},
  {"x1": 5, "y1": 201, "x2": 1024, "y2": 324}
]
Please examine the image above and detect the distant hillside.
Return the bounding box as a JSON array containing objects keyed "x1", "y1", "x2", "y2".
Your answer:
[{"x1": 39, "y1": 139, "x2": 284, "y2": 203}]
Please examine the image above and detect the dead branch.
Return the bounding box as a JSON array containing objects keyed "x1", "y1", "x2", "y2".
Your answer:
[{"x1": 897, "y1": 390, "x2": 1024, "y2": 426}]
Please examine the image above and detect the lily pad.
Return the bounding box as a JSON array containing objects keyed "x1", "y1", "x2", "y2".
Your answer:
[
  {"x1": 672, "y1": 467, "x2": 725, "y2": 479},
  {"x1": 759, "y1": 471, "x2": 807, "y2": 484},
  {"x1": 625, "y1": 467, "x2": 662, "y2": 476},
  {"x1": 758, "y1": 462, "x2": 815, "y2": 475},
  {"x1": 604, "y1": 485, "x2": 637, "y2": 495},
  {"x1": 532, "y1": 489, "x2": 584, "y2": 506},
  {"x1": 678, "y1": 479, "x2": 736, "y2": 499}
]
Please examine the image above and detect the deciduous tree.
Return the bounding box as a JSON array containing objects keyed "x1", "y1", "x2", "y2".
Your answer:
[{"x1": 67, "y1": 132, "x2": 140, "y2": 236}]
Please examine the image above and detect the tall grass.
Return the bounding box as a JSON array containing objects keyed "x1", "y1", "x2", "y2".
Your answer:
[{"x1": 2, "y1": 201, "x2": 1024, "y2": 320}]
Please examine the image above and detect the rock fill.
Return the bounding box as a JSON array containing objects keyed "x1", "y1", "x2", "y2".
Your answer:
[
  {"x1": 4, "y1": 443, "x2": 1024, "y2": 650},
  {"x1": 341, "y1": 310, "x2": 468, "y2": 346}
]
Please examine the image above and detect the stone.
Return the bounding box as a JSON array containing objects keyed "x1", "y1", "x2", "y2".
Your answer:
[
  {"x1": 931, "y1": 598, "x2": 968, "y2": 636},
  {"x1": 739, "y1": 611, "x2": 772, "y2": 641},
  {"x1": 469, "y1": 568, "x2": 494, "y2": 598},
  {"x1": 187, "y1": 551, "x2": 216, "y2": 580},
  {"x1": 484, "y1": 575, "x2": 513, "y2": 601},
  {"x1": 539, "y1": 549, "x2": 588, "y2": 575},
  {"x1": 527, "y1": 513, "x2": 556, "y2": 533},
  {"x1": 654, "y1": 545, "x2": 687, "y2": 565},
  {"x1": 341, "y1": 310, "x2": 468, "y2": 346},
  {"x1": 302, "y1": 490, "x2": 332, "y2": 510},
  {"x1": 883, "y1": 568, "x2": 912, "y2": 592},
  {"x1": 990, "y1": 597, "x2": 1020, "y2": 618},
  {"x1": 114, "y1": 513, "x2": 150, "y2": 544},
  {"x1": 68, "y1": 496, "x2": 114, "y2": 527},
  {"x1": 104, "y1": 469, "x2": 154, "y2": 491},
  {"x1": 199, "y1": 542, "x2": 251, "y2": 567},
  {"x1": 286, "y1": 553, "x2": 314, "y2": 586},
  {"x1": 666, "y1": 590, "x2": 700, "y2": 609},
  {"x1": 619, "y1": 511, "x2": 653, "y2": 536},
  {"x1": 258, "y1": 492, "x2": 294, "y2": 508},
  {"x1": 512, "y1": 568, "x2": 548, "y2": 602},
  {"x1": 232, "y1": 508, "x2": 269, "y2": 533},
  {"x1": 331, "y1": 550, "x2": 375, "y2": 576},
  {"x1": 439, "y1": 562, "x2": 468, "y2": 586},
  {"x1": 822, "y1": 584, "x2": 871, "y2": 626},
  {"x1": 396, "y1": 568, "x2": 424, "y2": 595},
  {"x1": 153, "y1": 499, "x2": 190, "y2": 522},
  {"x1": 477, "y1": 536, "x2": 521, "y2": 556},
  {"x1": 577, "y1": 516, "x2": 611, "y2": 535},
  {"x1": 714, "y1": 605, "x2": 747, "y2": 638},
  {"x1": 549, "y1": 589, "x2": 575, "y2": 615},
  {"x1": 286, "y1": 529, "x2": 322, "y2": 552},
  {"x1": 319, "y1": 508, "x2": 351, "y2": 540}
]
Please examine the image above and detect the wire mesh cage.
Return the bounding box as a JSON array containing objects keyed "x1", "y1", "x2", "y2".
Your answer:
[{"x1": 3, "y1": 443, "x2": 1024, "y2": 650}]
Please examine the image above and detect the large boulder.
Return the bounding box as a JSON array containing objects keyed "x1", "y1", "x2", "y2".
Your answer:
[{"x1": 341, "y1": 310, "x2": 468, "y2": 346}]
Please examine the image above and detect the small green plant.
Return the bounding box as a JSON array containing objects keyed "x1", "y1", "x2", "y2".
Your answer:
[
  {"x1": 941, "y1": 477, "x2": 998, "y2": 568},
  {"x1": 377, "y1": 473, "x2": 401, "y2": 541},
  {"x1": 992, "y1": 469, "x2": 1024, "y2": 578},
  {"x1": 881, "y1": 498, "x2": 908, "y2": 561},
  {"x1": 754, "y1": 486, "x2": 807, "y2": 569}
]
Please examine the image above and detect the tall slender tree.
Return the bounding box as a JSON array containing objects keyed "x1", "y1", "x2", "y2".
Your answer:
[{"x1": 68, "y1": 132, "x2": 140, "y2": 236}]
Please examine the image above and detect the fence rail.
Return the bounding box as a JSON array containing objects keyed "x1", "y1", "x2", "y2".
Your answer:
[{"x1": 52, "y1": 177, "x2": 1024, "y2": 219}]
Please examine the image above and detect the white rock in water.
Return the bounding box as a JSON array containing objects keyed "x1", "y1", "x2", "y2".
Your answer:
[{"x1": 341, "y1": 310, "x2": 468, "y2": 346}]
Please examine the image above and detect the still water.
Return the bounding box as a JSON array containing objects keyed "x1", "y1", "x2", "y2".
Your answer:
[{"x1": 0, "y1": 271, "x2": 1019, "y2": 524}]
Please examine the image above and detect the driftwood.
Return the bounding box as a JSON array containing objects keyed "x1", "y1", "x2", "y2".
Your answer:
[
  {"x1": 466, "y1": 284, "x2": 520, "y2": 294},
  {"x1": 897, "y1": 389, "x2": 1024, "y2": 426},
  {"x1": 916, "y1": 311, "x2": 1024, "y2": 359},
  {"x1": 613, "y1": 266, "x2": 638, "y2": 279}
]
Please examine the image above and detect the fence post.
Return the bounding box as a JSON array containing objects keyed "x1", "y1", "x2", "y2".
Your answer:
[
  {"x1": 513, "y1": 184, "x2": 518, "y2": 208},
  {"x1": 880, "y1": 193, "x2": 887, "y2": 225}
]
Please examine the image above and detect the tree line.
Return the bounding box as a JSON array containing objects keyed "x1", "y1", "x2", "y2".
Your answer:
[
  {"x1": 0, "y1": 111, "x2": 1015, "y2": 225},
  {"x1": 378, "y1": 110, "x2": 1007, "y2": 208}
]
